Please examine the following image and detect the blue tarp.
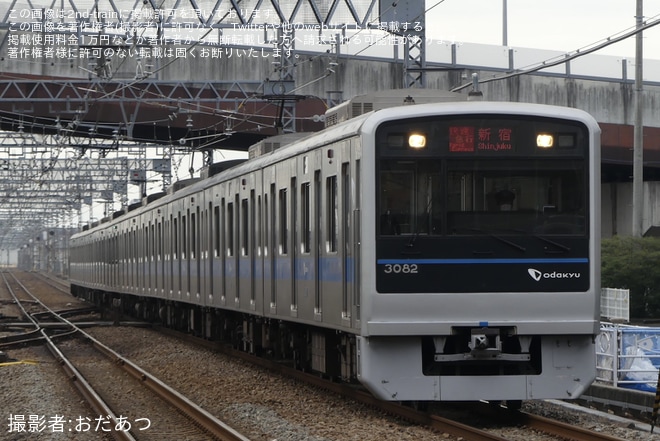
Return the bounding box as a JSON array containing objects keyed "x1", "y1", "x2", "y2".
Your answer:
[{"x1": 620, "y1": 328, "x2": 660, "y2": 392}]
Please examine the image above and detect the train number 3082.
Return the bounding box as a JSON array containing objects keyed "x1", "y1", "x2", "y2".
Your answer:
[{"x1": 383, "y1": 264, "x2": 419, "y2": 274}]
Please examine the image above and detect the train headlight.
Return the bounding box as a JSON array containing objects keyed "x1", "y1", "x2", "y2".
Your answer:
[
  {"x1": 408, "y1": 133, "x2": 427, "y2": 149},
  {"x1": 536, "y1": 133, "x2": 554, "y2": 148}
]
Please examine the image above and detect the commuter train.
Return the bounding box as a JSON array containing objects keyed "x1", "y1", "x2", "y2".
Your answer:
[{"x1": 69, "y1": 91, "x2": 601, "y2": 405}]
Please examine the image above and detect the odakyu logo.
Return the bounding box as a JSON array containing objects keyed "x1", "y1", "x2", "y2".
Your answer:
[
  {"x1": 528, "y1": 268, "x2": 581, "y2": 281},
  {"x1": 528, "y1": 268, "x2": 542, "y2": 281}
]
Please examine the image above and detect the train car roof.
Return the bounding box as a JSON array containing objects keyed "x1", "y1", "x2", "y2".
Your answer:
[
  {"x1": 70, "y1": 110, "x2": 372, "y2": 239},
  {"x1": 71, "y1": 100, "x2": 600, "y2": 239}
]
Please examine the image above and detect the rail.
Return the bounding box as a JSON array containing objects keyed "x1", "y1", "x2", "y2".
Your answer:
[{"x1": 4, "y1": 271, "x2": 251, "y2": 441}]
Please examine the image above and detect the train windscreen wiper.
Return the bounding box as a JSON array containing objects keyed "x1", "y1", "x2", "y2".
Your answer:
[
  {"x1": 498, "y1": 228, "x2": 571, "y2": 254},
  {"x1": 532, "y1": 234, "x2": 571, "y2": 253},
  {"x1": 460, "y1": 228, "x2": 526, "y2": 253}
]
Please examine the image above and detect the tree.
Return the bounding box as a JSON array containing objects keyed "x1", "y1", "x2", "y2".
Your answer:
[{"x1": 601, "y1": 236, "x2": 660, "y2": 319}]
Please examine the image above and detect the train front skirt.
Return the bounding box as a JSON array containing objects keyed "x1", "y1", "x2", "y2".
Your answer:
[{"x1": 356, "y1": 335, "x2": 596, "y2": 401}]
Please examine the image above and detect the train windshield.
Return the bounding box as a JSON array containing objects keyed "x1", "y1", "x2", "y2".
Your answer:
[
  {"x1": 376, "y1": 114, "x2": 589, "y2": 237},
  {"x1": 379, "y1": 158, "x2": 585, "y2": 236}
]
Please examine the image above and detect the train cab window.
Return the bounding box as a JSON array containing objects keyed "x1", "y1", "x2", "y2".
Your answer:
[
  {"x1": 446, "y1": 159, "x2": 585, "y2": 235},
  {"x1": 379, "y1": 160, "x2": 442, "y2": 236}
]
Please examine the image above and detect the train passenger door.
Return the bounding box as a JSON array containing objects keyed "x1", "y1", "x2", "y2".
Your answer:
[
  {"x1": 172, "y1": 201, "x2": 182, "y2": 302},
  {"x1": 253, "y1": 173, "x2": 265, "y2": 316},
  {"x1": 349, "y1": 138, "x2": 362, "y2": 329},
  {"x1": 223, "y1": 181, "x2": 239, "y2": 308},
  {"x1": 163, "y1": 209, "x2": 172, "y2": 300},
  {"x1": 203, "y1": 189, "x2": 215, "y2": 306},
  {"x1": 263, "y1": 166, "x2": 277, "y2": 317},
  {"x1": 319, "y1": 142, "x2": 345, "y2": 328},
  {"x1": 191, "y1": 202, "x2": 202, "y2": 305},
  {"x1": 274, "y1": 161, "x2": 295, "y2": 318},
  {"x1": 295, "y1": 154, "x2": 317, "y2": 323},
  {"x1": 238, "y1": 173, "x2": 255, "y2": 312},
  {"x1": 209, "y1": 186, "x2": 224, "y2": 307},
  {"x1": 119, "y1": 221, "x2": 126, "y2": 292},
  {"x1": 319, "y1": 139, "x2": 360, "y2": 330},
  {"x1": 148, "y1": 216, "x2": 156, "y2": 297},
  {"x1": 156, "y1": 218, "x2": 164, "y2": 297},
  {"x1": 131, "y1": 224, "x2": 138, "y2": 295}
]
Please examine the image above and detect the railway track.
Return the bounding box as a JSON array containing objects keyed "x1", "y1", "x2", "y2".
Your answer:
[
  {"x1": 30, "y1": 270, "x2": 71, "y2": 294},
  {"x1": 1, "y1": 270, "x2": 250, "y2": 441},
  {"x1": 157, "y1": 325, "x2": 635, "y2": 441},
  {"x1": 3, "y1": 269, "x2": 654, "y2": 441}
]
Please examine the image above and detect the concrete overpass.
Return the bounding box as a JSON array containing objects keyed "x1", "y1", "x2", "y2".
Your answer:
[{"x1": 2, "y1": 3, "x2": 660, "y2": 243}]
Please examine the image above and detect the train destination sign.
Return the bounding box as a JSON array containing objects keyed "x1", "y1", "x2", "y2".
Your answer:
[{"x1": 449, "y1": 126, "x2": 514, "y2": 153}]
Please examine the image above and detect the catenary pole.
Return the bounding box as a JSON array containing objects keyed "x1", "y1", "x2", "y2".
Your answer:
[{"x1": 632, "y1": 0, "x2": 644, "y2": 237}]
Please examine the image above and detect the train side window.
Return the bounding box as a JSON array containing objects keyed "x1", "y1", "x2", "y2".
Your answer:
[
  {"x1": 213, "y1": 205, "x2": 220, "y2": 257},
  {"x1": 173, "y1": 217, "x2": 178, "y2": 259},
  {"x1": 191, "y1": 211, "x2": 197, "y2": 259},
  {"x1": 227, "y1": 202, "x2": 234, "y2": 257},
  {"x1": 133, "y1": 228, "x2": 137, "y2": 263},
  {"x1": 241, "y1": 198, "x2": 249, "y2": 256},
  {"x1": 342, "y1": 162, "x2": 350, "y2": 248},
  {"x1": 150, "y1": 223, "x2": 155, "y2": 261},
  {"x1": 279, "y1": 188, "x2": 288, "y2": 255},
  {"x1": 163, "y1": 220, "x2": 168, "y2": 261},
  {"x1": 342, "y1": 163, "x2": 350, "y2": 317},
  {"x1": 140, "y1": 225, "x2": 145, "y2": 262},
  {"x1": 142, "y1": 225, "x2": 146, "y2": 262},
  {"x1": 163, "y1": 219, "x2": 168, "y2": 262},
  {"x1": 250, "y1": 189, "x2": 255, "y2": 257},
  {"x1": 291, "y1": 177, "x2": 297, "y2": 253},
  {"x1": 264, "y1": 192, "x2": 270, "y2": 258},
  {"x1": 269, "y1": 183, "x2": 276, "y2": 307},
  {"x1": 181, "y1": 215, "x2": 187, "y2": 259},
  {"x1": 326, "y1": 175, "x2": 338, "y2": 252},
  {"x1": 145, "y1": 224, "x2": 150, "y2": 261},
  {"x1": 142, "y1": 225, "x2": 146, "y2": 261},
  {"x1": 301, "y1": 182, "x2": 311, "y2": 253},
  {"x1": 291, "y1": 177, "x2": 297, "y2": 311},
  {"x1": 256, "y1": 195, "x2": 262, "y2": 256},
  {"x1": 156, "y1": 222, "x2": 161, "y2": 261}
]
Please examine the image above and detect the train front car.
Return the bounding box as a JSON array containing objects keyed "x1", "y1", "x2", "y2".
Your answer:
[{"x1": 357, "y1": 101, "x2": 600, "y2": 403}]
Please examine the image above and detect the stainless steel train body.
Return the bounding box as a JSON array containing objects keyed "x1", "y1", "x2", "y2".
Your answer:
[{"x1": 70, "y1": 100, "x2": 601, "y2": 403}]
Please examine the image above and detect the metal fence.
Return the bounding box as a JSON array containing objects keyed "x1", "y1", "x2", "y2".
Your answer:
[{"x1": 597, "y1": 323, "x2": 660, "y2": 393}]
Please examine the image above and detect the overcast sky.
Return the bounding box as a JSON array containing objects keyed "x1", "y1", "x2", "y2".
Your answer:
[{"x1": 425, "y1": 0, "x2": 660, "y2": 59}]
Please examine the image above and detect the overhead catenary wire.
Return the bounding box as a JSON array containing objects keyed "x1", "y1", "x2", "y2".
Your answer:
[
  {"x1": 3, "y1": 1, "x2": 660, "y2": 245},
  {"x1": 450, "y1": 12, "x2": 660, "y2": 92}
]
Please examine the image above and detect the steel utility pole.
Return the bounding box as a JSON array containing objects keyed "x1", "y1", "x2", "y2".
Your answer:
[
  {"x1": 503, "y1": 0, "x2": 508, "y2": 46},
  {"x1": 633, "y1": 0, "x2": 644, "y2": 237}
]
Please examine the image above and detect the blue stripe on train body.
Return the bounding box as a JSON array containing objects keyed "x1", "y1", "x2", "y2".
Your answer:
[
  {"x1": 234, "y1": 256, "x2": 355, "y2": 283},
  {"x1": 376, "y1": 258, "x2": 588, "y2": 265}
]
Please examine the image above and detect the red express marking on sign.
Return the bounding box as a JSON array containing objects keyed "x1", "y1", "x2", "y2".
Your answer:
[{"x1": 449, "y1": 126, "x2": 475, "y2": 152}]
